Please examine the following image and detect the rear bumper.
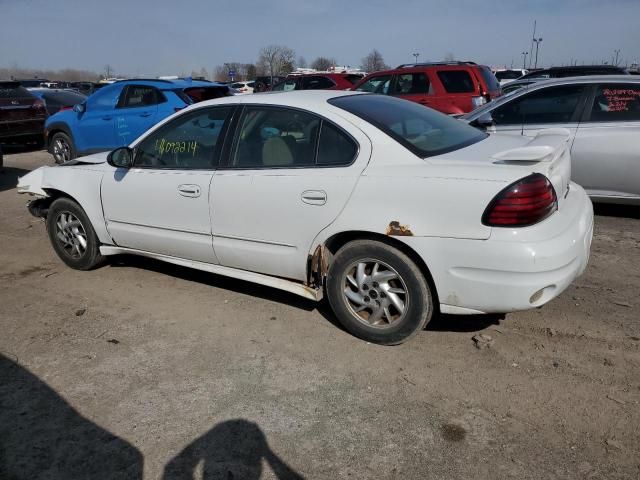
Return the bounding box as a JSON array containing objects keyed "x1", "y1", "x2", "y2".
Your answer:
[
  {"x1": 403, "y1": 182, "x2": 594, "y2": 314},
  {"x1": 0, "y1": 119, "x2": 45, "y2": 141}
]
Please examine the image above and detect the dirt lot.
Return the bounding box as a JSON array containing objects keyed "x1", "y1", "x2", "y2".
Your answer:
[{"x1": 1, "y1": 148, "x2": 639, "y2": 480}]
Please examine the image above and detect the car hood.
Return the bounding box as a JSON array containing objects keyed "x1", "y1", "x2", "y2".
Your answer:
[{"x1": 62, "y1": 151, "x2": 109, "y2": 165}]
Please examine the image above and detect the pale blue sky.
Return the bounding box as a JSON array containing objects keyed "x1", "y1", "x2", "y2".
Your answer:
[{"x1": 1, "y1": 0, "x2": 639, "y2": 76}]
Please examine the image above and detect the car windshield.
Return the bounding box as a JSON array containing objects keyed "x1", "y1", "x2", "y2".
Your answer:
[{"x1": 330, "y1": 94, "x2": 487, "y2": 158}]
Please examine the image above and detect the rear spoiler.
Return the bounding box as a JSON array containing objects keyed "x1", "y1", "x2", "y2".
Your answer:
[{"x1": 492, "y1": 128, "x2": 570, "y2": 163}]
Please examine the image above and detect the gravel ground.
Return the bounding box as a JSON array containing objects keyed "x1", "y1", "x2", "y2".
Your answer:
[{"x1": 1, "y1": 148, "x2": 639, "y2": 480}]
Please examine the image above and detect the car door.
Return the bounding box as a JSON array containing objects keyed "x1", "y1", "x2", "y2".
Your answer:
[
  {"x1": 75, "y1": 84, "x2": 122, "y2": 152},
  {"x1": 485, "y1": 84, "x2": 589, "y2": 141},
  {"x1": 101, "y1": 106, "x2": 234, "y2": 262},
  {"x1": 389, "y1": 72, "x2": 434, "y2": 108},
  {"x1": 113, "y1": 85, "x2": 164, "y2": 146},
  {"x1": 572, "y1": 82, "x2": 640, "y2": 199},
  {"x1": 211, "y1": 105, "x2": 371, "y2": 281}
]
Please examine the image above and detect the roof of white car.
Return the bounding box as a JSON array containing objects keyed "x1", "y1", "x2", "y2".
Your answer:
[{"x1": 195, "y1": 90, "x2": 365, "y2": 111}]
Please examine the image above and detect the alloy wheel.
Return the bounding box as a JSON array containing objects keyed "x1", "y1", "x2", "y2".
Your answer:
[
  {"x1": 342, "y1": 259, "x2": 409, "y2": 328},
  {"x1": 54, "y1": 211, "x2": 87, "y2": 258}
]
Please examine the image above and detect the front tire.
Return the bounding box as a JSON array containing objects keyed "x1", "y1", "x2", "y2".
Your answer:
[
  {"x1": 50, "y1": 132, "x2": 75, "y2": 164},
  {"x1": 326, "y1": 240, "x2": 433, "y2": 345},
  {"x1": 46, "y1": 198, "x2": 103, "y2": 270}
]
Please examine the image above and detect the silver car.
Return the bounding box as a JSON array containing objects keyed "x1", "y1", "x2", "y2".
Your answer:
[{"x1": 463, "y1": 75, "x2": 640, "y2": 204}]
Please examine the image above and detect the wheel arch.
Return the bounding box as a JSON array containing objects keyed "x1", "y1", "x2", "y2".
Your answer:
[
  {"x1": 308, "y1": 230, "x2": 440, "y2": 311},
  {"x1": 46, "y1": 123, "x2": 75, "y2": 151}
]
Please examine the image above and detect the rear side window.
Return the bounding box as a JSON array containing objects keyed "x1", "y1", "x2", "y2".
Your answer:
[
  {"x1": 495, "y1": 71, "x2": 522, "y2": 81},
  {"x1": 391, "y1": 73, "x2": 431, "y2": 95},
  {"x1": 355, "y1": 75, "x2": 391, "y2": 94},
  {"x1": 492, "y1": 85, "x2": 586, "y2": 125},
  {"x1": 232, "y1": 107, "x2": 320, "y2": 168},
  {"x1": 437, "y1": 70, "x2": 475, "y2": 93},
  {"x1": 589, "y1": 84, "x2": 640, "y2": 122},
  {"x1": 0, "y1": 83, "x2": 31, "y2": 98},
  {"x1": 120, "y1": 86, "x2": 164, "y2": 108},
  {"x1": 182, "y1": 86, "x2": 230, "y2": 103},
  {"x1": 317, "y1": 121, "x2": 357, "y2": 165},
  {"x1": 303, "y1": 76, "x2": 335, "y2": 90},
  {"x1": 272, "y1": 79, "x2": 298, "y2": 92}
]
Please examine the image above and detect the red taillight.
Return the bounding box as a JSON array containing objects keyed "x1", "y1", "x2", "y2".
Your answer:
[
  {"x1": 482, "y1": 173, "x2": 557, "y2": 227},
  {"x1": 59, "y1": 106, "x2": 73, "y2": 112}
]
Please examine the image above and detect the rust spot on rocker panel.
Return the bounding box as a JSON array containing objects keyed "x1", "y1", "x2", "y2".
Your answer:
[
  {"x1": 308, "y1": 244, "x2": 330, "y2": 289},
  {"x1": 386, "y1": 221, "x2": 414, "y2": 236}
]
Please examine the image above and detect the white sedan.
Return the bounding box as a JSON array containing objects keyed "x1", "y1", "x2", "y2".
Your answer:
[{"x1": 17, "y1": 91, "x2": 593, "y2": 344}]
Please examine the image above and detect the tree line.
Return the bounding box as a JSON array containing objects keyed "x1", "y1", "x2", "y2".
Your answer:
[{"x1": 0, "y1": 48, "x2": 391, "y2": 84}]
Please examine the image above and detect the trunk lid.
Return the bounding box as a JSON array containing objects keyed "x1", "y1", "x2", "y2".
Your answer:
[
  {"x1": 431, "y1": 129, "x2": 572, "y2": 208},
  {"x1": 0, "y1": 82, "x2": 46, "y2": 122}
]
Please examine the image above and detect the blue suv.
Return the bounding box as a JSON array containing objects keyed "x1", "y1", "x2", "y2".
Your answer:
[{"x1": 44, "y1": 78, "x2": 232, "y2": 163}]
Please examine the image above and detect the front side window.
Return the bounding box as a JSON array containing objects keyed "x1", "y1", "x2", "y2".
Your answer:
[
  {"x1": 437, "y1": 70, "x2": 476, "y2": 93},
  {"x1": 391, "y1": 73, "x2": 431, "y2": 95},
  {"x1": 330, "y1": 94, "x2": 486, "y2": 158},
  {"x1": 491, "y1": 85, "x2": 586, "y2": 125},
  {"x1": 588, "y1": 84, "x2": 640, "y2": 122},
  {"x1": 355, "y1": 75, "x2": 391, "y2": 94},
  {"x1": 232, "y1": 107, "x2": 320, "y2": 168},
  {"x1": 303, "y1": 76, "x2": 335, "y2": 90},
  {"x1": 119, "y1": 86, "x2": 164, "y2": 108},
  {"x1": 134, "y1": 107, "x2": 232, "y2": 169}
]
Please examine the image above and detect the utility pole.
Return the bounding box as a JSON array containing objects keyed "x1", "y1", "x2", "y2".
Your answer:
[
  {"x1": 528, "y1": 20, "x2": 537, "y2": 69},
  {"x1": 412, "y1": 52, "x2": 420, "y2": 64},
  {"x1": 614, "y1": 49, "x2": 621, "y2": 66},
  {"x1": 522, "y1": 51, "x2": 529, "y2": 70},
  {"x1": 533, "y1": 37, "x2": 543, "y2": 69}
]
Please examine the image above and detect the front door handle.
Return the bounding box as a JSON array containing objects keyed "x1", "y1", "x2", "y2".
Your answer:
[
  {"x1": 301, "y1": 190, "x2": 327, "y2": 205},
  {"x1": 139, "y1": 112, "x2": 152, "y2": 117},
  {"x1": 178, "y1": 184, "x2": 201, "y2": 198}
]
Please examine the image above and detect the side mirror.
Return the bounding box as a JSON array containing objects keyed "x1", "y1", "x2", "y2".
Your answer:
[
  {"x1": 107, "y1": 147, "x2": 133, "y2": 168},
  {"x1": 474, "y1": 112, "x2": 495, "y2": 129},
  {"x1": 73, "y1": 103, "x2": 85, "y2": 113}
]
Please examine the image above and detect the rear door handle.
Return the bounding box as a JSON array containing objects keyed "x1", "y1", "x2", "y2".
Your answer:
[
  {"x1": 301, "y1": 190, "x2": 327, "y2": 205},
  {"x1": 178, "y1": 184, "x2": 201, "y2": 198},
  {"x1": 139, "y1": 112, "x2": 152, "y2": 117}
]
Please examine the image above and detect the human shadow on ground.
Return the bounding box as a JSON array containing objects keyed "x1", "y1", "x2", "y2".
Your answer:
[
  {"x1": 162, "y1": 419, "x2": 304, "y2": 480},
  {"x1": 0, "y1": 353, "x2": 143, "y2": 479}
]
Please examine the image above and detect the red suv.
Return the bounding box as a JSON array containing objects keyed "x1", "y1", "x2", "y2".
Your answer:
[
  {"x1": 271, "y1": 72, "x2": 365, "y2": 92},
  {"x1": 352, "y1": 62, "x2": 502, "y2": 114}
]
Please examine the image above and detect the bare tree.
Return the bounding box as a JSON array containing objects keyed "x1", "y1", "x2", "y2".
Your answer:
[
  {"x1": 444, "y1": 52, "x2": 455, "y2": 62},
  {"x1": 246, "y1": 63, "x2": 257, "y2": 80},
  {"x1": 311, "y1": 56, "x2": 336, "y2": 71},
  {"x1": 213, "y1": 65, "x2": 228, "y2": 82},
  {"x1": 257, "y1": 45, "x2": 296, "y2": 84},
  {"x1": 104, "y1": 64, "x2": 113, "y2": 79},
  {"x1": 297, "y1": 56, "x2": 308, "y2": 69},
  {"x1": 360, "y1": 50, "x2": 388, "y2": 73},
  {"x1": 0, "y1": 66, "x2": 101, "y2": 82}
]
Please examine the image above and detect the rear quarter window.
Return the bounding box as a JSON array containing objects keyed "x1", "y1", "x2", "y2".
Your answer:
[
  {"x1": 183, "y1": 86, "x2": 231, "y2": 102},
  {"x1": 437, "y1": 70, "x2": 476, "y2": 93},
  {"x1": 478, "y1": 66, "x2": 501, "y2": 91}
]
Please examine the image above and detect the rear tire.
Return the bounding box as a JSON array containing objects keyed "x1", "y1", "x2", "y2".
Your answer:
[
  {"x1": 326, "y1": 240, "x2": 433, "y2": 345},
  {"x1": 50, "y1": 132, "x2": 75, "y2": 164},
  {"x1": 46, "y1": 197, "x2": 103, "y2": 270}
]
